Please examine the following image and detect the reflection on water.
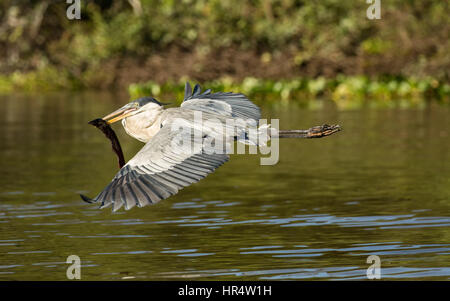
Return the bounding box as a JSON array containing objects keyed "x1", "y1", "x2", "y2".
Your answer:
[{"x1": 0, "y1": 92, "x2": 449, "y2": 280}]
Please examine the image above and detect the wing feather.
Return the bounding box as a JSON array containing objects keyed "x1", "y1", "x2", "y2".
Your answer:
[
  {"x1": 89, "y1": 84, "x2": 255, "y2": 211},
  {"x1": 181, "y1": 83, "x2": 261, "y2": 123},
  {"x1": 91, "y1": 119, "x2": 230, "y2": 211}
]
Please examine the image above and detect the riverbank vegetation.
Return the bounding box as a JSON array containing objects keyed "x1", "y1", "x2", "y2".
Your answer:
[
  {"x1": 0, "y1": 1, "x2": 448, "y2": 104},
  {"x1": 128, "y1": 76, "x2": 449, "y2": 109}
]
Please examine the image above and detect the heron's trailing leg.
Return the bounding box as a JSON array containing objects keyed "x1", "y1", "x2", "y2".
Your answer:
[{"x1": 272, "y1": 124, "x2": 341, "y2": 139}]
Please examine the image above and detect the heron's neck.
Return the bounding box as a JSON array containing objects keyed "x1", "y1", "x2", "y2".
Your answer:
[{"x1": 122, "y1": 107, "x2": 164, "y2": 143}]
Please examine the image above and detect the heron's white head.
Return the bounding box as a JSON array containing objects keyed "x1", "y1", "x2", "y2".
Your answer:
[{"x1": 102, "y1": 97, "x2": 166, "y2": 142}]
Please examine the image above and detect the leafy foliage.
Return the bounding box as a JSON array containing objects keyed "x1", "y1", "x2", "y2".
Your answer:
[{"x1": 0, "y1": 0, "x2": 448, "y2": 100}]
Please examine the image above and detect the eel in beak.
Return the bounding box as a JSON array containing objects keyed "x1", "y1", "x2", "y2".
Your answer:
[
  {"x1": 81, "y1": 118, "x2": 126, "y2": 204},
  {"x1": 88, "y1": 118, "x2": 126, "y2": 169}
]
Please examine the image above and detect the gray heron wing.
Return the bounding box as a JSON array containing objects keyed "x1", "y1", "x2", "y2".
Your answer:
[
  {"x1": 181, "y1": 82, "x2": 261, "y2": 123},
  {"x1": 91, "y1": 120, "x2": 229, "y2": 211}
]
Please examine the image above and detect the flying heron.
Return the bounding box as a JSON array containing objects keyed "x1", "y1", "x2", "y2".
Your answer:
[{"x1": 82, "y1": 82, "x2": 340, "y2": 211}]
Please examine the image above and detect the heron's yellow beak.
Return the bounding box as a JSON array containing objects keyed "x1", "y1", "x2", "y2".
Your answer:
[{"x1": 102, "y1": 106, "x2": 137, "y2": 124}]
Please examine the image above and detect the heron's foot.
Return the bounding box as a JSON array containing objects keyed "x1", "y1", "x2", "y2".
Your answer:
[{"x1": 307, "y1": 124, "x2": 341, "y2": 138}]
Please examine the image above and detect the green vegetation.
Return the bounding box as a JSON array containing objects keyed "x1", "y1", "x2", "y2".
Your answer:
[
  {"x1": 129, "y1": 76, "x2": 449, "y2": 109},
  {"x1": 0, "y1": 67, "x2": 83, "y2": 93},
  {"x1": 0, "y1": 0, "x2": 448, "y2": 104}
]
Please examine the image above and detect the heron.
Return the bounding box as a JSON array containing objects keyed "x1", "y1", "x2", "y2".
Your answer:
[{"x1": 82, "y1": 82, "x2": 340, "y2": 211}]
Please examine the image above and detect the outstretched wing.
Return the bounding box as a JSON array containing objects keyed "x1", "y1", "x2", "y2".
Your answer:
[
  {"x1": 88, "y1": 119, "x2": 229, "y2": 211},
  {"x1": 181, "y1": 82, "x2": 261, "y2": 123}
]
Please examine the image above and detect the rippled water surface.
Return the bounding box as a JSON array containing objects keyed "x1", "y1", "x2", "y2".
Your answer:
[{"x1": 0, "y1": 92, "x2": 449, "y2": 280}]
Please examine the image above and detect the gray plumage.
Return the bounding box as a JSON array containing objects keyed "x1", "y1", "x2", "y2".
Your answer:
[{"x1": 90, "y1": 82, "x2": 261, "y2": 211}]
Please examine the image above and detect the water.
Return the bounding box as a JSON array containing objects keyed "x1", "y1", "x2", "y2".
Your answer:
[{"x1": 0, "y1": 92, "x2": 449, "y2": 280}]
